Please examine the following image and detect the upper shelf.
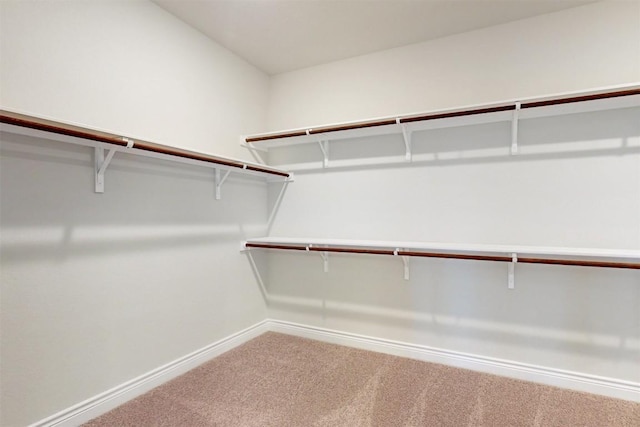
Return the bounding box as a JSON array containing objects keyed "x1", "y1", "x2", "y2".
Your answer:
[
  {"x1": 1, "y1": 109, "x2": 291, "y2": 179},
  {"x1": 1, "y1": 109, "x2": 292, "y2": 195},
  {"x1": 242, "y1": 84, "x2": 640, "y2": 150}
]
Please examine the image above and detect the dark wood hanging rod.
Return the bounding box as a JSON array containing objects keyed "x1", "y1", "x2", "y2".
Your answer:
[
  {"x1": 0, "y1": 110, "x2": 291, "y2": 178},
  {"x1": 245, "y1": 242, "x2": 640, "y2": 270},
  {"x1": 245, "y1": 88, "x2": 640, "y2": 143}
]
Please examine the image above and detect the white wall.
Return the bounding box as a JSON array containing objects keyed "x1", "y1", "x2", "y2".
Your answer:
[
  {"x1": 0, "y1": 1, "x2": 270, "y2": 426},
  {"x1": 264, "y1": 1, "x2": 640, "y2": 389},
  {"x1": 266, "y1": 108, "x2": 640, "y2": 383},
  {"x1": 0, "y1": 0, "x2": 268, "y2": 159},
  {"x1": 268, "y1": 1, "x2": 640, "y2": 130},
  {"x1": 1, "y1": 1, "x2": 639, "y2": 424}
]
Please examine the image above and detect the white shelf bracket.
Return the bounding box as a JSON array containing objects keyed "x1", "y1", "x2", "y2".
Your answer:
[
  {"x1": 397, "y1": 119, "x2": 412, "y2": 161},
  {"x1": 309, "y1": 130, "x2": 330, "y2": 168},
  {"x1": 508, "y1": 253, "x2": 517, "y2": 289},
  {"x1": 511, "y1": 102, "x2": 521, "y2": 155},
  {"x1": 320, "y1": 251, "x2": 329, "y2": 273},
  {"x1": 215, "y1": 168, "x2": 232, "y2": 200},
  {"x1": 94, "y1": 137, "x2": 132, "y2": 193},
  {"x1": 402, "y1": 256, "x2": 410, "y2": 281},
  {"x1": 394, "y1": 248, "x2": 410, "y2": 280},
  {"x1": 267, "y1": 177, "x2": 292, "y2": 235},
  {"x1": 240, "y1": 137, "x2": 268, "y2": 164},
  {"x1": 243, "y1": 246, "x2": 269, "y2": 301},
  {"x1": 94, "y1": 147, "x2": 116, "y2": 193},
  {"x1": 318, "y1": 140, "x2": 330, "y2": 168}
]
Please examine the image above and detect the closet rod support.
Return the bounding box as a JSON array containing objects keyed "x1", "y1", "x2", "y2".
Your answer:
[
  {"x1": 215, "y1": 169, "x2": 232, "y2": 200},
  {"x1": 240, "y1": 136, "x2": 268, "y2": 166},
  {"x1": 394, "y1": 248, "x2": 410, "y2": 280},
  {"x1": 320, "y1": 251, "x2": 329, "y2": 273},
  {"x1": 94, "y1": 137, "x2": 133, "y2": 193},
  {"x1": 511, "y1": 102, "x2": 521, "y2": 155},
  {"x1": 508, "y1": 253, "x2": 517, "y2": 289},
  {"x1": 397, "y1": 119, "x2": 412, "y2": 161},
  {"x1": 310, "y1": 130, "x2": 330, "y2": 168},
  {"x1": 318, "y1": 139, "x2": 329, "y2": 168},
  {"x1": 244, "y1": 248, "x2": 269, "y2": 301},
  {"x1": 94, "y1": 147, "x2": 117, "y2": 193},
  {"x1": 402, "y1": 256, "x2": 410, "y2": 281}
]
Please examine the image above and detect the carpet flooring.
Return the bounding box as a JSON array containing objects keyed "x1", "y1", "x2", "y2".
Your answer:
[{"x1": 84, "y1": 332, "x2": 639, "y2": 426}]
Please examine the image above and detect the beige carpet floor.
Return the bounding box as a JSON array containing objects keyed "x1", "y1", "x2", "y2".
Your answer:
[{"x1": 84, "y1": 332, "x2": 639, "y2": 426}]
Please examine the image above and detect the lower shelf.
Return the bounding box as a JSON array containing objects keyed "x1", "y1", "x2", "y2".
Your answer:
[{"x1": 244, "y1": 237, "x2": 640, "y2": 270}]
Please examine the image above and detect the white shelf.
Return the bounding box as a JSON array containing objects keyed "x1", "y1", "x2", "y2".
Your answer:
[
  {"x1": 245, "y1": 237, "x2": 640, "y2": 266},
  {"x1": 242, "y1": 84, "x2": 640, "y2": 164},
  {"x1": 1, "y1": 109, "x2": 292, "y2": 195}
]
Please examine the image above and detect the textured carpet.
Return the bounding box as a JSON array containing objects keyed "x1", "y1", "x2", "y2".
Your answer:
[{"x1": 84, "y1": 332, "x2": 639, "y2": 426}]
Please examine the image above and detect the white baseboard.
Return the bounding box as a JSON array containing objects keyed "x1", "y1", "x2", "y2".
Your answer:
[
  {"x1": 30, "y1": 317, "x2": 639, "y2": 427},
  {"x1": 30, "y1": 320, "x2": 270, "y2": 427},
  {"x1": 267, "y1": 319, "x2": 640, "y2": 403}
]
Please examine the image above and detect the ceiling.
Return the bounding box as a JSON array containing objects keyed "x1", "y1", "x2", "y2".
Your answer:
[{"x1": 153, "y1": 0, "x2": 597, "y2": 75}]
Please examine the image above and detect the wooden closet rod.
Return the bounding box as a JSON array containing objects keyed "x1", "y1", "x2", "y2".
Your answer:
[
  {"x1": 0, "y1": 110, "x2": 291, "y2": 178},
  {"x1": 245, "y1": 243, "x2": 640, "y2": 270},
  {"x1": 246, "y1": 88, "x2": 640, "y2": 143}
]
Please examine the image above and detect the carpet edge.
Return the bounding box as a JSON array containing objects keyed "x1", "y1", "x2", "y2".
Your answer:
[
  {"x1": 29, "y1": 317, "x2": 639, "y2": 427},
  {"x1": 29, "y1": 320, "x2": 271, "y2": 427},
  {"x1": 266, "y1": 319, "x2": 640, "y2": 403}
]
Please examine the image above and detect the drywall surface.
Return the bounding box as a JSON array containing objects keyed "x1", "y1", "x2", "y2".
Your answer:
[
  {"x1": 265, "y1": 107, "x2": 640, "y2": 386},
  {"x1": 0, "y1": 134, "x2": 270, "y2": 426},
  {"x1": 0, "y1": 1, "x2": 269, "y2": 425},
  {"x1": 0, "y1": 0, "x2": 268, "y2": 160},
  {"x1": 267, "y1": 1, "x2": 640, "y2": 130},
  {"x1": 264, "y1": 0, "x2": 640, "y2": 389}
]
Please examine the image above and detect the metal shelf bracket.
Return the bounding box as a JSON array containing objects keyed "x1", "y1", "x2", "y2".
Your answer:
[
  {"x1": 243, "y1": 246, "x2": 269, "y2": 301},
  {"x1": 511, "y1": 102, "x2": 521, "y2": 155},
  {"x1": 397, "y1": 119, "x2": 412, "y2": 161},
  {"x1": 394, "y1": 248, "x2": 410, "y2": 280},
  {"x1": 402, "y1": 256, "x2": 410, "y2": 280},
  {"x1": 240, "y1": 136, "x2": 268, "y2": 165},
  {"x1": 320, "y1": 251, "x2": 329, "y2": 273},
  {"x1": 94, "y1": 137, "x2": 133, "y2": 193},
  {"x1": 267, "y1": 177, "x2": 293, "y2": 234},
  {"x1": 310, "y1": 130, "x2": 330, "y2": 168},
  {"x1": 215, "y1": 168, "x2": 232, "y2": 200},
  {"x1": 508, "y1": 253, "x2": 517, "y2": 289}
]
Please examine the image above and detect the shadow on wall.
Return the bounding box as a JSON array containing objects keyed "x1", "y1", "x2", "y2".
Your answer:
[
  {"x1": 267, "y1": 107, "x2": 640, "y2": 172},
  {"x1": 0, "y1": 129, "x2": 274, "y2": 427},
  {"x1": 0, "y1": 131, "x2": 269, "y2": 263},
  {"x1": 251, "y1": 104, "x2": 640, "y2": 383},
  {"x1": 244, "y1": 250, "x2": 640, "y2": 378}
]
